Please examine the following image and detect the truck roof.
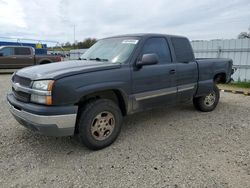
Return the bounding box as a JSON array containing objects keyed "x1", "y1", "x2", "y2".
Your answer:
[
  {"x1": 104, "y1": 33, "x2": 187, "y2": 39},
  {"x1": 0, "y1": 45, "x2": 34, "y2": 49}
]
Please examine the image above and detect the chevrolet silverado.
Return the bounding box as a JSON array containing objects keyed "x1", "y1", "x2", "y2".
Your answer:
[{"x1": 7, "y1": 34, "x2": 233, "y2": 150}]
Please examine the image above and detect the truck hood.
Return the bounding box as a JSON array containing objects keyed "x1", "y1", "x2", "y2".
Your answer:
[{"x1": 15, "y1": 60, "x2": 121, "y2": 80}]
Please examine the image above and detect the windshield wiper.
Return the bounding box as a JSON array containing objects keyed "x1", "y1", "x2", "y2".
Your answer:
[{"x1": 89, "y1": 57, "x2": 109, "y2": 62}]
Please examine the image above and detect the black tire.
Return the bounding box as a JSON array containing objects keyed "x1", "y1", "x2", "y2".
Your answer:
[
  {"x1": 77, "y1": 99, "x2": 122, "y2": 150},
  {"x1": 193, "y1": 85, "x2": 220, "y2": 112}
]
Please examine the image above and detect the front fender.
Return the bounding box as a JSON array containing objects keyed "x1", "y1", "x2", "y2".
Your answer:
[
  {"x1": 76, "y1": 81, "x2": 129, "y2": 101},
  {"x1": 52, "y1": 79, "x2": 130, "y2": 106}
]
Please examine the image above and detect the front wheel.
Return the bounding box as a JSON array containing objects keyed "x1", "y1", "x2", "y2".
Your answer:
[
  {"x1": 193, "y1": 85, "x2": 220, "y2": 112},
  {"x1": 77, "y1": 99, "x2": 123, "y2": 150}
]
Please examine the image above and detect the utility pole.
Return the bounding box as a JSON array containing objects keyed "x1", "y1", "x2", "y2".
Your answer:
[{"x1": 73, "y1": 24, "x2": 76, "y2": 49}]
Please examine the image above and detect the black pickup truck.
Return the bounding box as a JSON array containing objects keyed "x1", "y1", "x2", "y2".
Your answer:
[{"x1": 7, "y1": 34, "x2": 233, "y2": 150}]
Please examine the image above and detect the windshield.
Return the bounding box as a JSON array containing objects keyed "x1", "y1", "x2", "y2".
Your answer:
[{"x1": 80, "y1": 37, "x2": 139, "y2": 63}]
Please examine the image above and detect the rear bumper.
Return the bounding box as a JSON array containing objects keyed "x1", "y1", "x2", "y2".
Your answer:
[
  {"x1": 228, "y1": 68, "x2": 236, "y2": 82},
  {"x1": 7, "y1": 93, "x2": 77, "y2": 136}
]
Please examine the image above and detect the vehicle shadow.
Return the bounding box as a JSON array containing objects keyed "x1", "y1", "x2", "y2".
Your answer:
[{"x1": 18, "y1": 102, "x2": 196, "y2": 155}]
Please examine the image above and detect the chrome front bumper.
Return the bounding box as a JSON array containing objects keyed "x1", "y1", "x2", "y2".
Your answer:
[{"x1": 7, "y1": 96, "x2": 77, "y2": 136}]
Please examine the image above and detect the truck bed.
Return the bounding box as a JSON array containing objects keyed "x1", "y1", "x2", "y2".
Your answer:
[{"x1": 196, "y1": 58, "x2": 233, "y2": 83}]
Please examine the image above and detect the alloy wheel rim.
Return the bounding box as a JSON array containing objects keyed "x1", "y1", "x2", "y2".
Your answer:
[
  {"x1": 90, "y1": 111, "x2": 115, "y2": 141},
  {"x1": 204, "y1": 91, "x2": 216, "y2": 107}
]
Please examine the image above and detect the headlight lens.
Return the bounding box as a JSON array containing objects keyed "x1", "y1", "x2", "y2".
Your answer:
[
  {"x1": 32, "y1": 80, "x2": 53, "y2": 91},
  {"x1": 30, "y1": 80, "x2": 54, "y2": 105}
]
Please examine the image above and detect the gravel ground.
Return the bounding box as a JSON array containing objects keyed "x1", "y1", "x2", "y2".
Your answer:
[
  {"x1": 0, "y1": 74, "x2": 250, "y2": 188},
  {"x1": 218, "y1": 84, "x2": 250, "y2": 93}
]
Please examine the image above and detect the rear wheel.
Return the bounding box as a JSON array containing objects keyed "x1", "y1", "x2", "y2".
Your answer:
[
  {"x1": 77, "y1": 99, "x2": 122, "y2": 150},
  {"x1": 193, "y1": 85, "x2": 220, "y2": 112}
]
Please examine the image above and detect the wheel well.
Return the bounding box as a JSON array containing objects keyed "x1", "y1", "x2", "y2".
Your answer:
[
  {"x1": 40, "y1": 60, "x2": 51, "y2": 64},
  {"x1": 214, "y1": 73, "x2": 226, "y2": 84},
  {"x1": 77, "y1": 90, "x2": 127, "y2": 116}
]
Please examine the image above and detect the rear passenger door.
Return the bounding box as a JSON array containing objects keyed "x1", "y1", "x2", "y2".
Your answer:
[
  {"x1": 170, "y1": 37, "x2": 198, "y2": 102},
  {"x1": 14, "y1": 47, "x2": 35, "y2": 68},
  {"x1": 132, "y1": 37, "x2": 177, "y2": 111}
]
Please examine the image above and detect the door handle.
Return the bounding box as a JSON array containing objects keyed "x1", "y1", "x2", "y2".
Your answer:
[
  {"x1": 11, "y1": 57, "x2": 17, "y2": 59},
  {"x1": 169, "y1": 69, "x2": 176, "y2": 74}
]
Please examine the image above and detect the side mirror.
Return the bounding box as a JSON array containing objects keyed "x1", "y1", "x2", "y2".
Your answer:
[
  {"x1": 0, "y1": 53, "x2": 3, "y2": 57},
  {"x1": 137, "y1": 53, "x2": 159, "y2": 67}
]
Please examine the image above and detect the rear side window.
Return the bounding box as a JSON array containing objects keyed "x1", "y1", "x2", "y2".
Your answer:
[
  {"x1": 171, "y1": 37, "x2": 194, "y2": 62},
  {"x1": 15, "y1": 47, "x2": 31, "y2": 55},
  {"x1": 142, "y1": 37, "x2": 172, "y2": 63},
  {"x1": 1, "y1": 47, "x2": 14, "y2": 56}
]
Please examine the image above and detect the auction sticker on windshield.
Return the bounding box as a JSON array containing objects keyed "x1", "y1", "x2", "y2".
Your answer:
[{"x1": 122, "y1": 40, "x2": 138, "y2": 44}]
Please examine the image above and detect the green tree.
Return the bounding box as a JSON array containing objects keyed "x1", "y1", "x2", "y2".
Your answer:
[
  {"x1": 77, "y1": 38, "x2": 97, "y2": 48},
  {"x1": 238, "y1": 26, "x2": 250, "y2": 39},
  {"x1": 64, "y1": 42, "x2": 72, "y2": 47}
]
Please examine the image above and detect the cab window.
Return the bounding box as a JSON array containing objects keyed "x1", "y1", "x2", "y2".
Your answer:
[
  {"x1": 14, "y1": 47, "x2": 31, "y2": 55},
  {"x1": 0, "y1": 47, "x2": 14, "y2": 56},
  {"x1": 141, "y1": 37, "x2": 172, "y2": 63},
  {"x1": 171, "y1": 37, "x2": 194, "y2": 62}
]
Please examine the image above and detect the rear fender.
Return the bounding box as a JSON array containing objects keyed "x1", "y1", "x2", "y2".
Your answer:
[{"x1": 195, "y1": 79, "x2": 214, "y2": 97}]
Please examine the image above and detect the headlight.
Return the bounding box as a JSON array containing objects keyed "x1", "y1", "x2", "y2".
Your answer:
[
  {"x1": 30, "y1": 80, "x2": 54, "y2": 105},
  {"x1": 32, "y1": 80, "x2": 53, "y2": 90}
]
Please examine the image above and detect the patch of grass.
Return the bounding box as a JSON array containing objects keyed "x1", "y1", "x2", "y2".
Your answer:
[{"x1": 228, "y1": 81, "x2": 250, "y2": 88}]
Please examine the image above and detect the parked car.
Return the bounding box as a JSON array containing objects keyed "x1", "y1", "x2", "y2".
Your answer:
[
  {"x1": 7, "y1": 34, "x2": 233, "y2": 150},
  {"x1": 0, "y1": 46, "x2": 61, "y2": 69}
]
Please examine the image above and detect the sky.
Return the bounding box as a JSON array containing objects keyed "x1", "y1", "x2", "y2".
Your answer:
[{"x1": 0, "y1": 0, "x2": 250, "y2": 44}]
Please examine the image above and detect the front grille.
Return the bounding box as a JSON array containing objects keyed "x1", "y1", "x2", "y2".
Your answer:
[
  {"x1": 12, "y1": 74, "x2": 32, "y2": 102},
  {"x1": 12, "y1": 75, "x2": 32, "y2": 87},
  {"x1": 12, "y1": 88, "x2": 30, "y2": 102}
]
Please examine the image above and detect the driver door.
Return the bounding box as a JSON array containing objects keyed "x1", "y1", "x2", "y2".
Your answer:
[
  {"x1": 0, "y1": 47, "x2": 16, "y2": 69},
  {"x1": 131, "y1": 37, "x2": 177, "y2": 111}
]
